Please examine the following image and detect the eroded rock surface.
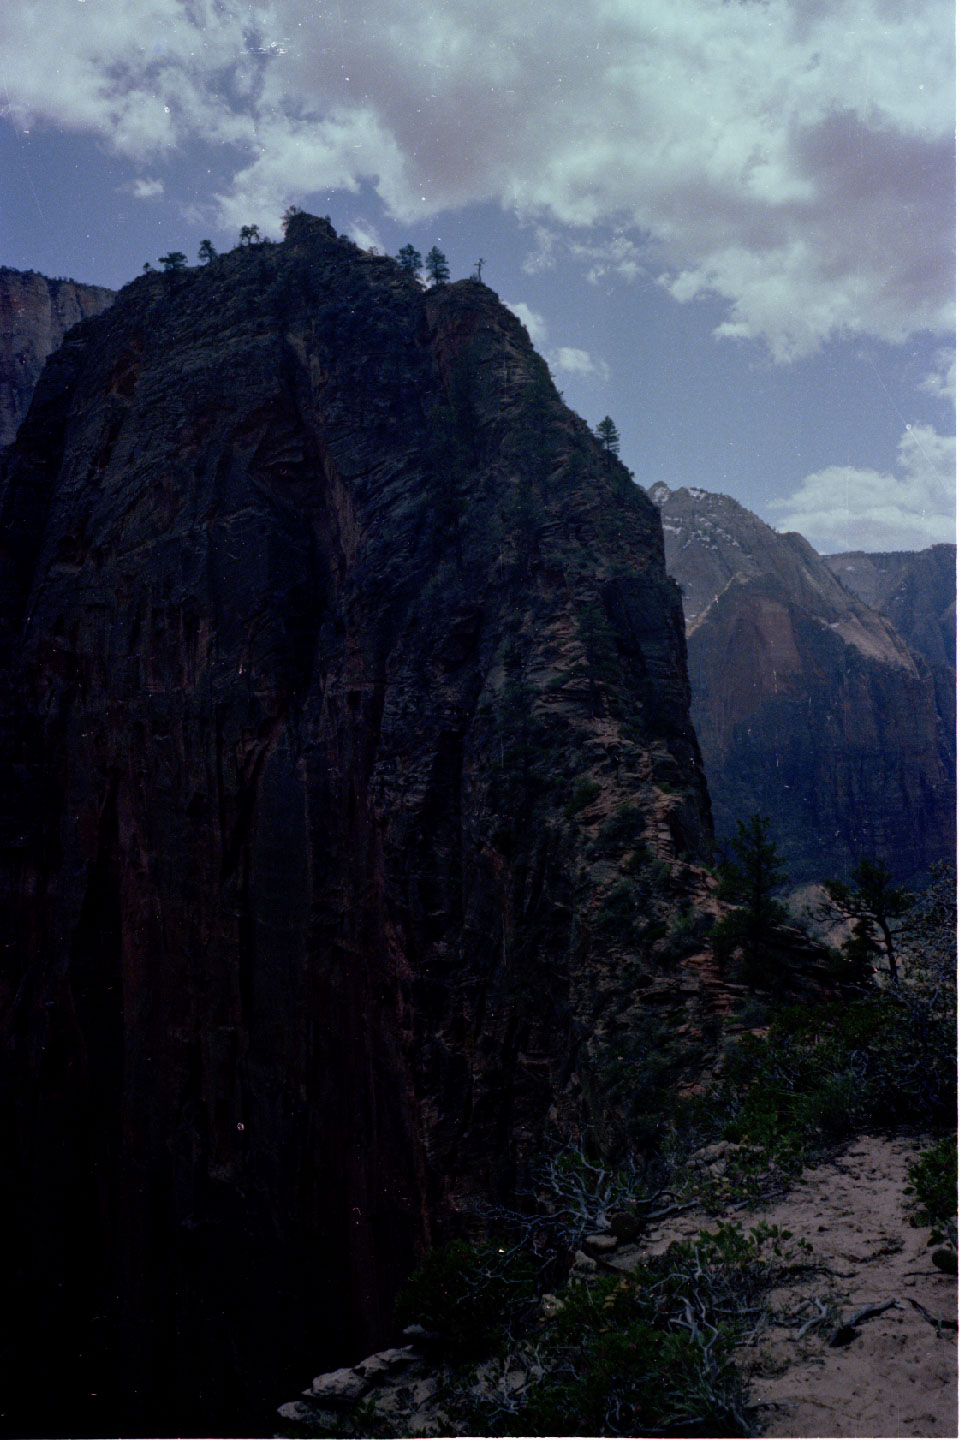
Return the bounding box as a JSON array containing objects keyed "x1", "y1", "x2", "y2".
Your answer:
[{"x1": 0, "y1": 215, "x2": 712, "y2": 1433}]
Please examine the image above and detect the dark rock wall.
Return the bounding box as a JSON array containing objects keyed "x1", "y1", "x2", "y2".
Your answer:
[
  {"x1": 0, "y1": 217, "x2": 711, "y2": 1434},
  {"x1": 0, "y1": 266, "x2": 115, "y2": 448}
]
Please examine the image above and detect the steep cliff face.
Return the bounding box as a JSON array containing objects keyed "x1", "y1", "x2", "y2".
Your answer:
[
  {"x1": 650, "y1": 484, "x2": 955, "y2": 885},
  {"x1": 0, "y1": 265, "x2": 114, "y2": 447},
  {"x1": 0, "y1": 215, "x2": 711, "y2": 1434},
  {"x1": 824, "y1": 545, "x2": 956, "y2": 672}
]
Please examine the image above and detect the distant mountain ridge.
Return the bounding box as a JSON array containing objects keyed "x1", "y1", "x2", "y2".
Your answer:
[
  {"x1": 649, "y1": 482, "x2": 956, "y2": 886},
  {"x1": 824, "y1": 545, "x2": 956, "y2": 673},
  {"x1": 0, "y1": 265, "x2": 115, "y2": 447}
]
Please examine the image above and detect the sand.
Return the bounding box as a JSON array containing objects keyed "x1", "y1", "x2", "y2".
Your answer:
[{"x1": 626, "y1": 1133, "x2": 957, "y2": 1438}]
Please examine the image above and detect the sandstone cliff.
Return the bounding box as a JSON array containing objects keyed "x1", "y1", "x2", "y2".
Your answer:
[
  {"x1": 0, "y1": 265, "x2": 114, "y2": 447},
  {"x1": 0, "y1": 216, "x2": 712, "y2": 1434},
  {"x1": 825, "y1": 544, "x2": 956, "y2": 673},
  {"x1": 649, "y1": 484, "x2": 955, "y2": 885}
]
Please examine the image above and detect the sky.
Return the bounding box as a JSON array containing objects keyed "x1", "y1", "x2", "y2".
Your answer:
[{"x1": 0, "y1": 0, "x2": 954, "y2": 553}]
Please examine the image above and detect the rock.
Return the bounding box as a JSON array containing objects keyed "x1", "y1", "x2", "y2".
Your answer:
[
  {"x1": 582, "y1": 1231, "x2": 619, "y2": 1257},
  {"x1": 277, "y1": 1400, "x2": 323, "y2": 1426},
  {"x1": 0, "y1": 265, "x2": 114, "y2": 446},
  {"x1": 650, "y1": 483, "x2": 955, "y2": 885},
  {"x1": 932, "y1": 1248, "x2": 958, "y2": 1274},
  {"x1": 571, "y1": 1249, "x2": 598, "y2": 1274},
  {"x1": 0, "y1": 214, "x2": 713, "y2": 1433},
  {"x1": 354, "y1": 1346, "x2": 421, "y2": 1380},
  {"x1": 305, "y1": 1367, "x2": 370, "y2": 1405},
  {"x1": 402, "y1": 1323, "x2": 445, "y2": 1347}
]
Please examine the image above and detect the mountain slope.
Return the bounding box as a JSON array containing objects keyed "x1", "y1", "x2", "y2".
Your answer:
[
  {"x1": 0, "y1": 215, "x2": 712, "y2": 1434},
  {"x1": 650, "y1": 483, "x2": 955, "y2": 885},
  {"x1": 825, "y1": 544, "x2": 956, "y2": 672}
]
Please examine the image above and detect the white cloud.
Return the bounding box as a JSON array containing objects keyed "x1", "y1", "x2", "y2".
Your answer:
[
  {"x1": 504, "y1": 303, "x2": 609, "y2": 382},
  {"x1": 504, "y1": 301, "x2": 548, "y2": 348},
  {"x1": 552, "y1": 347, "x2": 611, "y2": 383},
  {"x1": 347, "y1": 216, "x2": 384, "y2": 253},
  {"x1": 130, "y1": 177, "x2": 164, "y2": 200},
  {"x1": 919, "y1": 348, "x2": 956, "y2": 409},
  {"x1": 768, "y1": 423, "x2": 956, "y2": 552},
  {"x1": 0, "y1": 0, "x2": 952, "y2": 359}
]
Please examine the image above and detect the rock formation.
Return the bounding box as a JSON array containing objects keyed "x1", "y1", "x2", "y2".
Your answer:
[
  {"x1": 0, "y1": 216, "x2": 712, "y2": 1434},
  {"x1": 649, "y1": 484, "x2": 955, "y2": 886},
  {"x1": 0, "y1": 265, "x2": 114, "y2": 447}
]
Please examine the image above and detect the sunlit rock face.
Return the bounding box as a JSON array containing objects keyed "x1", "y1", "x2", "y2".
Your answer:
[
  {"x1": 0, "y1": 214, "x2": 712, "y2": 1434},
  {"x1": 0, "y1": 265, "x2": 114, "y2": 447},
  {"x1": 650, "y1": 484, "x2": 955, "y2": 886}
]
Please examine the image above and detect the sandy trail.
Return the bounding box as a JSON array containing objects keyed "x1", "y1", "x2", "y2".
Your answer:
[{"x1": 622, "y1": 1133, "x2": 957, "y2": 1438}]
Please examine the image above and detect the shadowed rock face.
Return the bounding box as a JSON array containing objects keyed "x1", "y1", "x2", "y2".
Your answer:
[
  {"x1": 0, "y1": 266, "x2": 114, "y2": 447},
  {"x1": 650, "y1": 484, "x2": 955, "y2": 886},
  {"x1": 0, "y1": 215, "x2": 711, "y2": 1434}
]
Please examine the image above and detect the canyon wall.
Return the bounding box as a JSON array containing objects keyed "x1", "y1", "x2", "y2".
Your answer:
[
  {"x1": 0, "y1": 217, "x2": 712, "y2": 1434},
  {"x1": 650, "y1": 484, "x2": 955, "y2": 885},
  {"x1": 0, "y1": 266, "x2": 114, "y2": 447}
]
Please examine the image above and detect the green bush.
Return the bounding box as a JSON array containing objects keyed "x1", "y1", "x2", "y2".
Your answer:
[
  {"x1": 906, "y1": 1137, "x2": 957, "y2": 1268},
  {"x1": 564, "y1": 778, "x2": 601, "y2": 820},
  {"x1": 471, "y1": 1221, "x2": 805, "y2": 1437},
  {"x1": 907, "y1": 1137, "x2": 958, "y2": 1226},
  {"x1": 394, "y1": 1239, "x2": 541, "y2": 1360},
  {"x1": 596, "y1": 803, "x2": 645, "y2": 851},
  {"x1": 678, "y1": 994, "x2": 957, "y2": 1202}
]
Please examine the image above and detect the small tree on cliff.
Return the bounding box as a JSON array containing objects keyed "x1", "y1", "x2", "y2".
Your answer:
[
  {"x1": 397, "y1": 244, "x2": 423, "y2": 278},
  {"x1": 239, "y1": 224, "x2": 261, "y2": 246},
  {"x1": 198, "y1": 238, "x2": 217, "y2": 264},
  {"x1": 281, "y1": 205, "x2": 304, "y2": 235},
  {"x1": 820, "y1": 858, "x2": 911, "y2": 984},
  {"x1": 711, "y1": 813, "x2": 788, "y2": 986},
  {"x1": 425, "y1": 246, "x2": 450, "y2": 285},
  {"x1": 158, "y1": 251, "x2": 188, "y2": 272},
  {"x1": 595, "y1": 415, "x2": 620, "y2": 460}
]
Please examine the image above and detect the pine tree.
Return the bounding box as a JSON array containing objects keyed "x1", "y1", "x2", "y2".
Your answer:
[
  {"x1": 158, "y1": 251, "x2": 188, "y2": 272},
  {"x1": 821, "y1": 858, "x2": 911, "y2": 983},
  {"x1": 396, "y1": 244, "x2": 423, "y2": 278},
  {"x1": 198, "y1": 239, "x2": 217, "y2": 264},
  {"x1": 595, "y1": 415, "x2": 620, "y2": 459},
  {"x1": 711, "y1": 814, "x2": 788, "y2": 986},
  {"x1": 281, "y1": 205, "x2": 304, "y2": 235},
  {"x1": 425, "y1": 246, "x2": 450, "y2": 285}
]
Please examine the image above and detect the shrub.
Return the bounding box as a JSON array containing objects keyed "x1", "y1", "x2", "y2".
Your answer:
[
  {"x1": 394, "y1": 1239, "x2": 541, "y2": 1360},
  {"x1": 677, "y1": 992, "x2": 957, "y2": 1204},
  {"x1": 906, "y1": 1137, "x2": 958, "y2": 1268},
  {"x1": 907, "y1": 1137, "x2": 958, "y2": 1227},
  {"x1": 469, "y1": 1221, "x2": 806, "y2": 1437},
  {"x1": 564, "y1": 778, "x2": 601, "y2": 820}
]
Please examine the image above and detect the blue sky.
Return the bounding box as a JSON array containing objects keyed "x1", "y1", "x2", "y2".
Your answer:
[{"x1": 0, "y1": 0, "x2": 953, "y2": 552}]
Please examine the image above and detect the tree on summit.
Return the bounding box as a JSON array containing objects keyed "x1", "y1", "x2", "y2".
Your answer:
[
  {"x1": 595, "y1": 415, "x2": 620, "y2": 461},
  {"x1": 239, "y1": 224, "x2": 261, "y2": 246},
  {"x1": 198, "y1": 238, "x2": 217, "y2": 264},
  {"x1": 158, "y1": 251, "x2": 188, "y2": 272},
  {"x1": 397, "y1": 244, "x2": 423, "y2": 278},
  {"x1": 425, "y1": 246, "x2": 450, "y2": 285}
]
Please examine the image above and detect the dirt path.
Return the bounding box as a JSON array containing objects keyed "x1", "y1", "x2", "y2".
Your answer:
[{"x1": 630, "y1": 1134, "x2": 957, "y2": 1438}]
